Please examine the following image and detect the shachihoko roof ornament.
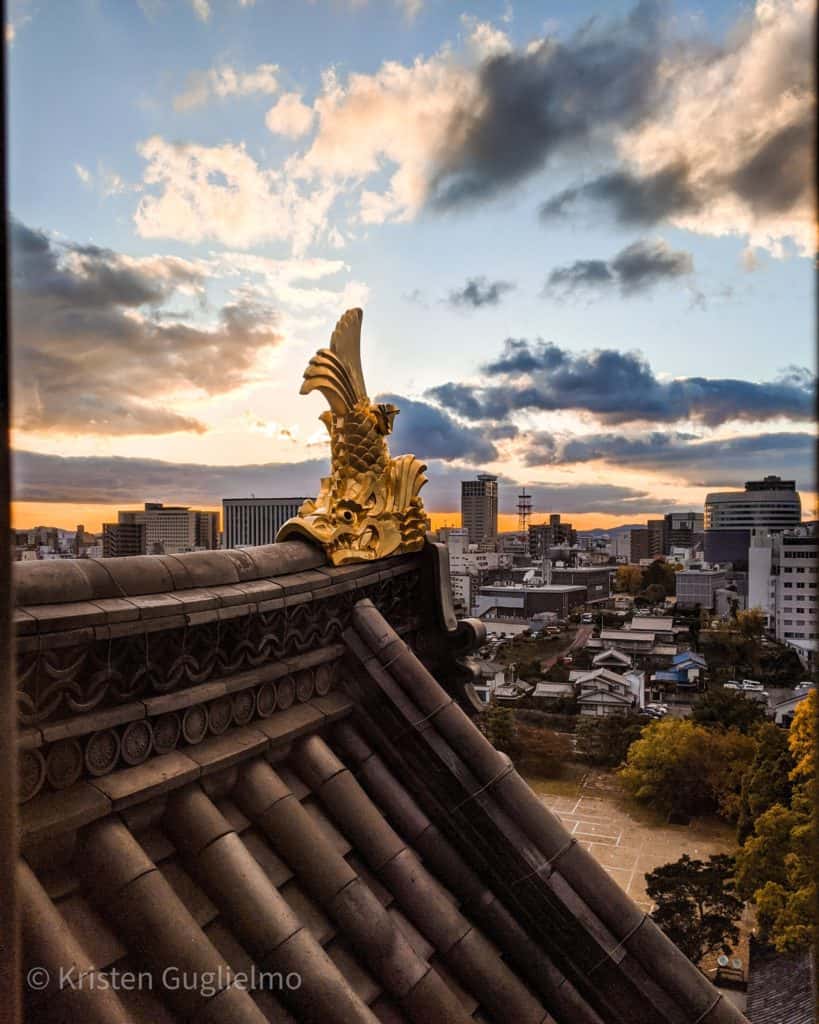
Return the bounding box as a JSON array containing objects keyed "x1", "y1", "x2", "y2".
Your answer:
[{"x1": 277, "y1": 308, "x2": 428, "y2": 564}]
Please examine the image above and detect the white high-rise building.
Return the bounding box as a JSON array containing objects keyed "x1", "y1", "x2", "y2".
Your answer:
[
  {"x1": 748, "y1": 524, "x2": 817, "y2": 666},
  {"x1": 223, "y1": 497, "x2": 310, "y2": 549}
]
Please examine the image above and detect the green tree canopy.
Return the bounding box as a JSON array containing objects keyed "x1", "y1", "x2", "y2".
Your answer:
[
  {"x1": 575, "y1": 713, "x2": 648, "y2": 767},
  {"x1": 619, "y1": 718, "x2": 755, "y2": 819},
  {"x1": 733, "y1": 692, "x2": 816, "y2": 952},
  {"x1": 692, "y1": 688, "x2": 767, "y2": 734},
  {"x1": 646, "y1": 854, "x2": 744, "y2": 964},
  {"x1": 736, "y1": 722, "x2": 794, "y2": 842}
]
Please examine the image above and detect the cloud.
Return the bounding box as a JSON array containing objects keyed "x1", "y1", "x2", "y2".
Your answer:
[
  {"x1": 428, "y1": 2, "x2": 665, "y2": 209},
  {"x1": 265, "y1": 93, "x2": 315, "y2": 137},
  {"x1": 13, "y1": 449, "x2": 682, "y2": 518},
  {"x1": 541, "y1": 0, "x2": 814, "y2": 254},
  {"x1": 10, "y1": 219, "x2": 282, "y2": 436},
  {"x1": 546, "y1": 238, "x2": 692, "y2": 297},
  {"x1": 447, "y1": 276, "x2": 515, "y2": 308},
  {"x1": 135, "y1": 136, "x2": 337, "y2": 253},
  {"x1": 292, "y1": 0, "x2": 810, "y2": 254},
  {"x1": 376, "y1": 393, "x2": 498, "y2": 462},
  {"x1": 295, "y1": 48, "x2": 481, "y2": 224},
  {"x1": 173, "y1": 63, "x2": 279, "y2": 112},
  {"x1": 522, "y1": 429, "x2": 816, "y2": 490},
  {"x1": 428, "y1": 338, "x2": 816, "y2": 426},
  {"x1": 12, "y1": 450, "x2": 328, "y2": 505},
  {"x1": 190, "y1": 0, "x2": 211, "y2": 22},
  {"x1": 74, "y1": 163, "x2": 92, "y2": 186},
  {"x1": 540, "y1": 163, "x2": 698, "y2": 226}
]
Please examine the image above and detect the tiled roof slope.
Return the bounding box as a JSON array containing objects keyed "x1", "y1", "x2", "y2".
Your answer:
[
  {"x1": 746, "y1": 938, "x2": 816, "y2": 1024},
  {"x1": 15, "y1": 542, "x2": 749, "y2": 1023}
]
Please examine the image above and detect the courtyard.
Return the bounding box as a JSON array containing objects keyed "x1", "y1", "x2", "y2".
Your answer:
[{"x1": 525, "y1": 769, "x2": 738, "y2": 913}]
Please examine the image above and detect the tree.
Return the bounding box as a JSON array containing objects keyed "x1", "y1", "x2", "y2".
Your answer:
[
  {"x1": 733, "y1": 692, "x2": 816, "y2": 952},
  {"x1": 640, "y1": 583, "x2": 667, "y2": 605},
  {"x1": 692, "y1": 688, "x2": 767, "y2": 734},
  {"x1": 480, "y1": 703, "x2": 517, "y2": 754},
  {"x1": 619, "y1": 718, "x2": 755, "y2": 819},
  {"x1": 736, "y1": 723, "x2": 794, "y2": 842},
  {"x1": 511, "y1": 725, "x2": 572, "y2": 778},
  {"x1": 616, "y1": 565, "x2": 643, "y2": 595},
  {"x1": 575, "y1": 713, "x2": 648, "y2": 767},
  {"x1": 646, "y1": 854, "x2": 744, "y2": 964},
  {"x1": 642, "y1": 559, "x2": 677, "y2": 596},
  {"x1": 736, "y1": 607, "x2": 766, "y2": 639}
]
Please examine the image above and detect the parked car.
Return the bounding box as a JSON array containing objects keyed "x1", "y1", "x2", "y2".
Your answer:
[
  {"x1": 723, "y1": 681, "x2": 741, "y2": 690},
  {"x1": 795, "y1": 681, "x2": 815, "y2": 694},
  {"x1": 558, "y1": 656, "x2": 574, "y2": 666},
  {"x1": 741, "y1": 680, "x2": 764, "y2": 692},
  {"x1": 581, "y1": 613, "x2": 594, "y2": 624}
]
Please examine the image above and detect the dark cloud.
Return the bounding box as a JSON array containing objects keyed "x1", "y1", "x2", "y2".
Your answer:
[
  {"x1": 14, "y1": 449, "x2": 685, "y2": 518},
  {"x1": 520, "y1": 429, "x2": 816, "y2": 490},
  {"x1": 544, "y1": 239, "x2": 692, "y2": 297},
  {"x1": 544, "y1": 240, "x2": 694, "y2": 296},
  {"x1": 423, "y1": 1, "x2": 811, "y2": 249},
  {"x1": 545, "y1": 260, "x2": 614, "y2": 294},
  {"x1": 729, "y1": 120, "x2": 813, "y2": 215},
  {"x1": 12, "y1": 450, "x2": 329, "y2": 505},
  {"x1": 428, "y1": 338, "x2": 815, "y2": 427},
  {"x1": 447, "y1": 277, "x2": 515, "y2": 308},
  {"x1": 610, "y1": 239, "x2": 692, "y2": 293},
  {"x1": 375, "y1": 393, "x2": 498, "y2": 463},
  {"x1": 10, "y1": 219, "x2": 282, "y2": 436},
  {"x1": 540, "y1": 163, "x2": 697, "y2": 226},
  {"x1": 429, "y1": 1, "x2": 666, "y2": 208}
]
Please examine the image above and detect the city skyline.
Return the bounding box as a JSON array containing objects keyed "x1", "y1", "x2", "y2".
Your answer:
[{"x1": 8, "y1": 0, "x2": 815, "y2": 530}]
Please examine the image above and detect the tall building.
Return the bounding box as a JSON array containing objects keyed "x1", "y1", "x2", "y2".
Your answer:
[
  {"x1": 223, "y1": 497, "x2": 310, "y2": 549},
  {"x1": 629, "y1": 528, "x2": 650, "y2": 562},
  {"x1": 461, "y1": 473, "x2": 498, "y2": 546},
  {"x1": 664, "y1": 511, "x2": 704, "y2": 553},
  {"x1": 528, "y1": 514, "x2": 576, "y2": 558},
  {"x1": 705, "y1": 476, "x2": 801, "y2": 568},
  {"x1": 749, "y1": 524, "x2": 817, "y2": 664},
  {"x1": 647, "y1": 520, "x2": 665, "y2": 558},
  {"x1": 102, "y1": 521, "x2": 146, "y2": 558},
  {"x1": 110, "y1": 503, "x2": 219, "y2": 556}
]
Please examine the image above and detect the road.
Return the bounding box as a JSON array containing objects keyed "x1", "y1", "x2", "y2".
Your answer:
[{"x1": 541, "y1": 625, "x2": 593, "y2": 671}]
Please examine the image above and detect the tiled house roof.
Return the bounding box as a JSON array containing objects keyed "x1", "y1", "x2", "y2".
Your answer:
[
  {"x1": 14, "y1": 540, "x2": 749, "y2": 1023},
  {"x1": 746, "y1": 939, "x2": 816, "y2": 1024}
]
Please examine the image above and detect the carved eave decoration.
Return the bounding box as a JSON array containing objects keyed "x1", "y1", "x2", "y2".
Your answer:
[{"x1": 277, "y1": 308, "x2": 428, "y2": 565}]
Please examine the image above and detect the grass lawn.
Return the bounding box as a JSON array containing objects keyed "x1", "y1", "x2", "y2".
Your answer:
[
  {"x1": 494, "y1": 630, "x2": 577, "y2": 666},
  {"x1": 523, "y1": 761, "x2": 587, "y2": 799}
]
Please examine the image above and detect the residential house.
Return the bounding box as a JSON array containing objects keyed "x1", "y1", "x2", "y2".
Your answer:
[{"x1": 570, "y1": 668, "x2": 645, "y2": 716}]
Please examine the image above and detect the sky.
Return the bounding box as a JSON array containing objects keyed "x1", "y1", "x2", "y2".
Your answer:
[{"x1": 6, "y1": 0, "x2": 816, "y2": 533}]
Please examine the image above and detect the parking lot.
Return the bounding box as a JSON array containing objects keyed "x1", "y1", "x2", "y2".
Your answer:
[{"x1": 532, "y1": 771, "x2": 737, "y2": 912}]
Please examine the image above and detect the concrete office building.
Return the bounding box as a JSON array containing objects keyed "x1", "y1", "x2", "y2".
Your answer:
[
  {"x1": 675, "y1": 568, "x2": 728, "y2": 609},
  {"x1": 461, "y1": 473, "x2": 498, "y2": 546},
  {"x1": 753, "y1": 528, "x2": 814, "y2": 663},
  {"x1": 528, "y1": 514, "x2": 577, "y2": 558},
  {"x1": 475, "y1": 582, "x2": 587, "y2": 620},
  {"x1": 102, "y1": 522, "x2": 146, "y2": 558},
  {"x1": 664, "y1": 512, "x2": 704, "y2": 553},
  {"x1": 223, "y1": 497, "x2": 310, "y2": 549},
  {"x1": 107, "y1": 503, "x2": 219, "y2": 556},
  {"x1": 705, "y1": 476, "x2": 801, "y2": 568},
  {"x1": 550, "y1": 566, "x2": 613, "y2": 604}
]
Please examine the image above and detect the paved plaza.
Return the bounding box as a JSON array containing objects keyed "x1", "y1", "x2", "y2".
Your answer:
[{"x1": 533, "y1": 771, "x2": 737, "y2": 912}]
